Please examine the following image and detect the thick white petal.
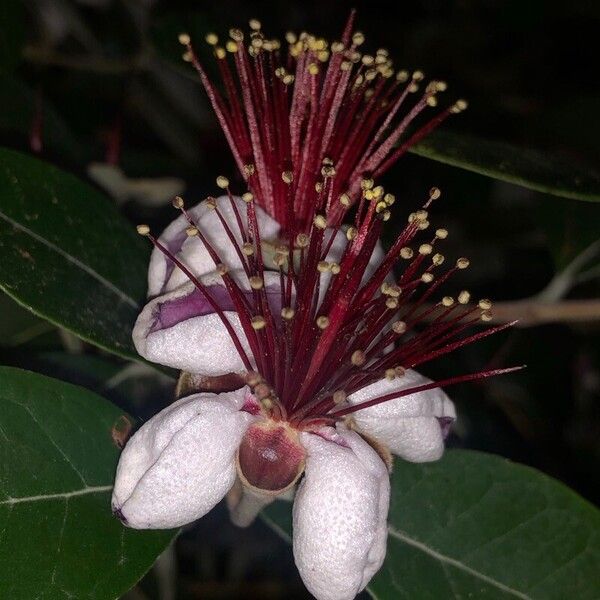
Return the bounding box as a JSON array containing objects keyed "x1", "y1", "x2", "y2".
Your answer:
[
  {"x1": 112, "y1": 388, "x2": 256, "y2": 528},
  {"x1": 133, "y1": 270, "x2": 283, "y2": 375},
  {"x1": 293, "y1": 429, "x2": 390, "y2": 600},
  {"x1": 347, "y1": 369, "x2": 456, "y2": 462},
  {"x1": 147, "y1": 196, "x2": 280, "y2": 297}
]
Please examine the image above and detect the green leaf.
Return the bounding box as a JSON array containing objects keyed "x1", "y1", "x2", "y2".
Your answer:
[
  {"x1": 0, "y1": 147, "x2": 150, "y2": 360},
  {"x1": 411, "y1": 130, "x2": 600, "y2": 203},
  {"x1": 0, "y1": 366, "x2": 175, "y2": 599},
  {"x1": 262, "y1": 449, "x2": 600, "y2": 599}
]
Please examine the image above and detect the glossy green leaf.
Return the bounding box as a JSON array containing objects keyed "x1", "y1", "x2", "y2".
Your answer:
[
  {"x1": 411, "y1": 130, "x2": 600, "y2": 202},
  {"x1": 0, "y1": 366, "x2": 175, "y2": 599},
  {"x1": 262, "y1": 449, "x2": 600, "y2": 599},
  {"x1": 0, "y1": 147, "x2": 150, "y2": 360}
]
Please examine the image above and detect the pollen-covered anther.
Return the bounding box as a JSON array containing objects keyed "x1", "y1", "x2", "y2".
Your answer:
[
  {"x1": 458, "y1": 290, "x2": 471, "y2": 304},
  {"x1": 435, "y1": 228, "x2": 448, "y2": 239},
  {"x1": 419, "y1": 243, "x2": 433, "y2": 255},
  {"x1": 392, "y1": 320, "x2": 407, "y2": 334},
  {"x1": 281, "y1": 307, "x2": 295, "y2": 320},
  {"x1": 249, "y1": 276, "x2": 264, "y2": 290},
  {"x1": 172, "y1": 195, "x2": 185, "y2": 209},
  {"x1": 242, "y1": 242, "x2": 254, "y2": 256},
  {"x1": 381, "y1": 282, "x2": 401, "y2": 297},
  {"x1": 432, "y1": 253, "x2": 445, "y2": 266},
  {"x1": 333, "y1": 390, "x2": 347, "y2": 405},
  {"x1": 216, "y1": 263, "x2": 229, "y2": 276},
  {"x1": 330, "y1": 262, "x2": 341, "y2": 275},
  {"x1": 178, "y1": 33, "x2": 191, "y2": 46},
  {"x1": 385, "y1": 368, "x2": 397, "y2": 381},
  {"x1": 421, "y1": 272, "x2": 434, "y2": 283},
  {"x1": 316, "y1": 316, "x2": 330, "y2": 329},
  {"x1": 361, "y1": 178, "x2": 374, "y2": 191},
  {"x1": 242, "y1": 192, "x2": 254, "y2": 203},
  {"x1": 400, "y1": 247, "x2": 414, "y2": 259},
  {"x1": 352, "y1": 31, "x2": 365, "y2": 46},
  {"x1": 346, "y1": 226, "x2": 357, "y2": 241},
  {"x1": 295, "y1": 233, "x2": 309, "y2": 248},
  {"x1": 205, "y1": 197, "x2": 217, "y2": 210},
  {"x1": 246, "y1": 371, "x2": 263, "y2": 387},
  {"x1": 481, "y1": 310, "x2": 493, "y2": 322},
  {"x1": 282, "y1": 170, "x2": 293, "y2": 184},
  {"x1": 321, "y1": 163, "x2": 336, "y2": 178},
  {"x1": 185, "y1": 226, "x2": 198, "y2": 237},
  {"x1": 317, "y1": 261, "x2": 330, "y2": 273},
  {"x1": 216, "y1": 175, "x2": 229, "y2": 189},
  {"x1": 313, "y1": 214, "x2": 328, "y2": 229},
  {"x1": 244, "y1": 163, "x2": 256, "y2": 176},
  {"x1": 205, "y1": 32, "x2": 218, "y2": 45},
  {"x1": 429, "y1": 187, "x2": 442, "y2": 200},
  {"x1": 136, "y1": 224, "x2": 150, "y2": 236},
  {"x1": 456, "y1": 257, "x2": 470, "y2": 269},
  {"x1": 182, "y1": 50, "x2": 193, "y2": 62},
  {"x1": 384, "y1": 192, "x2": 395, "y2": 206},
  {"x1": 251, "y1": 316, "x2": 266, "y2": 330},
  {"x1": 478, "y1": 298, "x2": 493, "y2": 310},
  {"x1": 315, "y1": 182, "x2": 323, "y2": 193},
  {"x1": 451, "y1": 99, "x2": 469, "y2": 113},
  {"x1": 385, "y1": 297, "x2": 399, "y2": 310},
  {"x1": 248, "y1": 18, "x2": 261, "y2": 31},
  {"x1": 351, "y1": 350, "x2": 366, "y2": 366},
  {"x1": 308, "y1": 63, "x2": 320, "y2": 75},
  {"x1": 229, "y1": 28, "x2": 244, "y2": 42},
  {"x1": 442, "y1": 296, "x2": 455, "y2": 307},
  {"x1": 226, "y1": 40, "x2": 239, "y2": 53}
]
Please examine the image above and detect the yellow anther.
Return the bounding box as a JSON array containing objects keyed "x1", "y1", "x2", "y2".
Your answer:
[
  {"x1": 333, "y1": 390, "x2": 347, "y2": 404},
  {"x1": 178, "y1": 33, "x2": 191, "y2": 45},
  {"x1": 249, "y1": 276, "x2": 264, "y2": 290},
  {"x1": 136, "y1": 224, "x2": 150, "y2": 236},
  {"x1": 458, "y1": 290, "x2": 471, "y2": 305},
  {"x1": 315, "y1": 182, "x2": 323, "y2": 193},
  {"x1": 400, "y1": 247, "x2": 413, "y2": 259},
  {"x1": 316, "y1": 316, "x2": 330, "y2": 329},
  {"x1": 317, "y1": 261, "x2": 330, "y2": 273},
  {"x1": 214, "y1": 47, "x2": 226, "y2": 59},
  {"x1": 362, "y1": 55, "x2": 374, "y2": 66},
  {"x1": 432, "y1": 253, "x2": 445, "y2": 266},
  {"x1": 361, "y1": 178, "x2": 374, "y2": 190},
  {"x1": 392, "y1": 321, "x2": 407, "y2": 334},
  {"x1": 216, "y1": 175, "x2": 229, "y2": 189},
  {"x1": 385, "y1": 368, "x2": 396, "y2": 381},
  {"x1": 435, "y1": 228, "x2": 448, "y2": 239},
  {"x1": 330, "y1": 262, "x2": 341, "y2": 275},
  {"x1": 397, "y1": 70, "x2": 409, "y2": 82},
  {"x1": 478, "y1": 299, "x2": 493, "y2": 310},
  {"x1": 172, "y1": 196, "x2": 184, "y2": 209},
  {"x1": 216, "y1": 263, "x2": 229, "y2": 276},
  {"x1": 295, "y1": 233, "x2": 309, "y2": 248},
  {"x1": 244, "y1": 163, "x2": 256, "y2": 176},
  {"x1": 205, "y1": 196, "x2": 217, "y2": 210},
  {"x1": 242, "y1": 192, "x2": 254, "y2": 203},
  {"x1": 226, "y1": 40, "x2": 238, "y2": 53},
  {"x1": 386, "y1": 297, "x2": 399, "y2": 310},
  {"x1": 384, "y1": 192, "x2": 395, "y2": 206},
  {"x1": 249, "y1": 18, "x2": 261, "y2": 30},
  {"x1": 339, "y1": 193, "x2": 351, "y2": 207},
  {"x1": 351, "y1": 350, "x2": 366, "y2": 366},
  {"x1": 281, "y1": 307, "x2": 295, "y2": 320},
  {"x1": 308, "y1": 63, "x2": 320, "y2": 75},
  {"x1": 346, "y1": 226, "x2": 357, "y2": 241},
  {"x1": 412, "y1": 70, "x2": 424, "y2": 81},
  {"x1": 285, "y1": 31, "x2": 297, "y2": 44},
  {"x1": 426, "y1": 95, "x2": 438, "y2": 107},
  {"x1": 375, "y1": 201, "x2": 387, "y2": 213},
  {"x1": 442, "y1": 296, "x2": 455, "y2": 307},
  {"x1": 251, "y1": 316, "x2": 266, "y2": 330},
  {"x1": 242, "y1": 243, "x2": 254, "y2": 256},
  {"x1": 456, "y1": 257, "x2": 470, "y2": 269},
  {"x1": 185, "y1": 226, "x2": 198, "y2": 237},
  {"x1": 481, "y1": 311, "x2": 493, "y2": 322},
  {"x1": 205, "y1": 33, "x2": 218, "y2": 45},
  {"x1": 352, "y1": 31, "x2": 365, "y2": 45},
  {"x1": 419, "y1": 243, "x2": 433, "y2": 255},
  {"x1": 314, "y1": 214, "x2": 328, "y2": 229},
  {"x1": 229, "y1": 28, "x2": 244, "y2": 42},
  {"x1": 429, "y1": 187, "x2": 441, "y2": 200},
  {"x1": 282, "y1": 170, "x2": 293, "y2": 184},
  {"x1": 421, "y1": 272, "x2": 434, "y2": 283}
]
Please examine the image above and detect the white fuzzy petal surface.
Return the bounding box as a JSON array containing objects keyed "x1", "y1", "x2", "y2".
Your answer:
[
  {"x1": 147, "y1": 196, "x2": 280, "y2": 297},
  {"x1": 112, "y1": 388, "x2": 255, "y2": 529},
  {"x1": 348, "y1": 369, "x2": 456, "y2": 462},
  {"x1": 292, "y1": 428, "x2": 390, "y2": 600}
]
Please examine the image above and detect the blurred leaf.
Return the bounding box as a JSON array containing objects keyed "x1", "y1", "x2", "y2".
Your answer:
[
  {"x1": 411, "y1": 130, "x2": 600, "y2": 202},
  {"x1": 263, "y1": 449, "x2": 600, "y2": 599},
  {"x1": 0, "y1": 366, "x2": 175, "y2": 599},
  {"x1": 0, "y1": 0, "x2": 25, "y2": 73},
  {"x1": 0, "y1": 147, "x2": 149, "y2": 361},
  {"x1": 0, "y1": 74, "x2": 85, "y2": 163},
  {"x1": 0, "y1": 291, "x2": 56, "y2": 347}
]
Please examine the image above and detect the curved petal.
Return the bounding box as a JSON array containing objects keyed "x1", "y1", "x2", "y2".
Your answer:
[
  {"x1": 133, "y1": 270, "x2": 283, "y2": 376},
  {"x1": 293, "y1": 428, "x2": 390, "y2": 600},
  {"x1": 347, "y1": 369, "x2": 456, "y2": 462},
  {"x1": 112, "y1": 387, "x2": 256, "y2": 529},
  {"x1": 148, "y1": 195, "x2": 281, "y2": 297}
]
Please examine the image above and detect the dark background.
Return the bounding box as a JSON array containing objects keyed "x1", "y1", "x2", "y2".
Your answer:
[{"x1": 1, "y1": 0, "x2": 599, "y2": 598}]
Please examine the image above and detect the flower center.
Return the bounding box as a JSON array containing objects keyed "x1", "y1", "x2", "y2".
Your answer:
[{"x1": 237, "y1": 420, "x2": 306, "y2": 493}]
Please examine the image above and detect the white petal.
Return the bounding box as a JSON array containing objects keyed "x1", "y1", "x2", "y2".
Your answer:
[
  {"x1": 147, "y1": 196, "x2": 280, "y2": 297},
  {"x1": 293, "y1": 429, "x2": 390, "y2": 600},
  {"x1": 133, "y1": 270, "x2": 283, "y2": 376},
  {"x1": 112, "y1": 388, "x2": 256, "y2": 528},
  {"x1": 347, "y1": 369, "x2": 456, "y2": 462}
]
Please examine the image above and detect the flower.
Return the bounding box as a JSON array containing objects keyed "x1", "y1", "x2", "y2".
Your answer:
[{"x1": 113, "y1": 13, "x2": 520, "y2": 600}]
